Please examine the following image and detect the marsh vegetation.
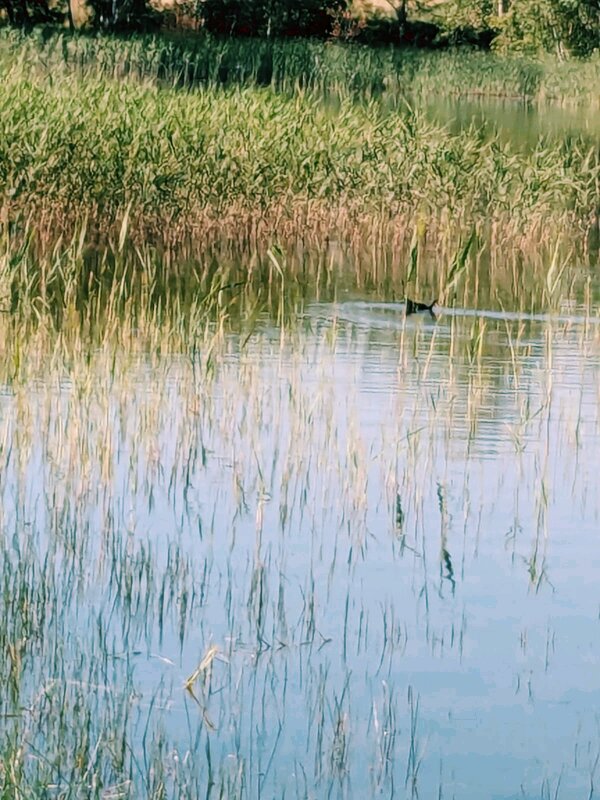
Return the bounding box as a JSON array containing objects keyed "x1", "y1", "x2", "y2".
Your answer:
[{"x1": 0, "y1": 25, "x2": 599, "y2": 800}]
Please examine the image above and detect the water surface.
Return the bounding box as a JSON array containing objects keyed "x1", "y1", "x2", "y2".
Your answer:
[
  {"x1": 2, "y1": 298, "x2": 600, "y2": 799},
  {"x1": 421, "y1": 94, "x2": 600, "y2": 149}
]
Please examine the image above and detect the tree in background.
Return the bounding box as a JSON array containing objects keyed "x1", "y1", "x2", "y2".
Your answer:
[
  {"x1": 495, "y1": 0, "x2": 600, "y2": 57},
  {"x1": 0, "y1": 0, "x2": 62, "y2": 25},
  {"x1": 0, "y1": 0, "x2": 597, "y2": 54},
  {"x1": 199, "y1": 0, "x2": 348, "y2": 37},
  {"x1": 84, "y1": 0, "x2": 158, "y2": 29},
  {"x1": 437, "y1": 0, "x2": 496, "y2": 45},
  {"x1": 440, "y1": 0, "x2": 599, "y2": 54},
  {"x1": 0, "y1": 0, "x2": 158, "y2": 27},
  {"x1": 441, "y1": 0, "x2": 493, "y2": 38}
]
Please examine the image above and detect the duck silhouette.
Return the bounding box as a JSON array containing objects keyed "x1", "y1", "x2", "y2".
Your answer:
[{"x1": 405, "y1": 297, "x2": 437, "y2": 317}]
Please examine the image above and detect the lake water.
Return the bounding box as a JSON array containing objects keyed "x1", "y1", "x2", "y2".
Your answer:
[
  {"x1": 422, "y1": 95, "x2": 600, "y2": 149},
  {"x1": 2, "y1": 292, "x2": 600, "y2": 798}
]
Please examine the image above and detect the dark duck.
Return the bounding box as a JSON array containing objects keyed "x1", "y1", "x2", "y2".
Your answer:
[{"x1": 405, "y1": 297, "x2": 438, "y2": 318}]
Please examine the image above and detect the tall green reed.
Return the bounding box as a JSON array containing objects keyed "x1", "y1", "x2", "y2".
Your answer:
[
  {"x1": 2, "y1": 28, "x2": 599, "y2": 107},
  {"x1": 1, "y1": 59, "x2": 597, "y2": 248}
]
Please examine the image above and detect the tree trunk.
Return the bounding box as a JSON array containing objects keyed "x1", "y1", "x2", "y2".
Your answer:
[
  {"x1": 397, "y1": 0, "x2": 407, "y2": 26},
  {"x1": 66, "y1": 0, "x2": 75, "y2": 29},
  {"x1": 15, "y1": 0, "x2": 30, "y2": 24}
]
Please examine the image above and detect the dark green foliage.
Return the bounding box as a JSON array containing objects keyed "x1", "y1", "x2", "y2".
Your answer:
[
  {"x1": 0, "y1": 0, "x2": 62, "y2": 26},
  {"x1": 198, "y1": 0, "x2": 348, "y2": 38},
  {"x1": 85, "y1": 0, "x2": 160, "y2": 30},
  {"x1": 0, "y1": 0, "x2": 160, "y2": 29},
  {"x1": 440, "y1": 0, "x2": 599, "y2": 55},
  {"x1": 495, "y1": 0, "x2": 600, "y2": 57}
]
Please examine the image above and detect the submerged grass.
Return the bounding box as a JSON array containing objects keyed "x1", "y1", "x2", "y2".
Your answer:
[
  {"x1": 1, "y1": 219, "x2": 597, "y2": 346},
  {"x1": 0, "y1": 225, "x2": 599, "y2": 797}
]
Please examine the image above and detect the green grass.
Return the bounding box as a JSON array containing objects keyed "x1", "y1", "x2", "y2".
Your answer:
[
  {"x1": 2, "y1": 27, "x2": 600, "y2": 106},
  {"x1": 0, "y1": 46, "x2": 598, "y2": 249}
]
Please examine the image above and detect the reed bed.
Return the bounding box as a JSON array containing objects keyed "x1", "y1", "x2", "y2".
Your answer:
[
  {"x1": 2, "y1": 27, "x2": 600, "y2": 107},
  {"x1": 1, "y1": 218, "x2": 596, "y2": 343},
  {"x1": 1, "y1": 52, "x2": 598, "y2": 249}
]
